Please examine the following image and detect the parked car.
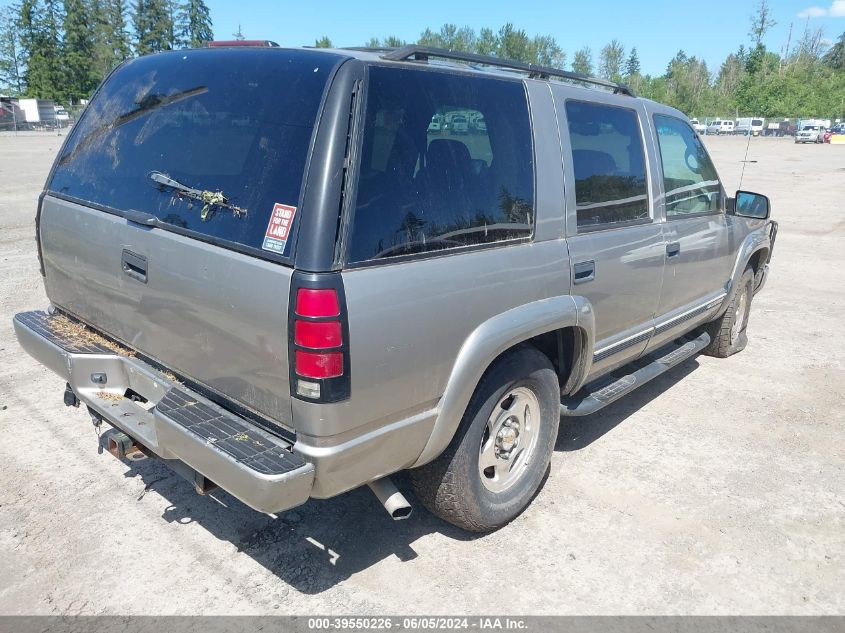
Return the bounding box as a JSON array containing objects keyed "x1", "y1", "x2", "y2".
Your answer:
[
  {"x1": 735, "y1": 117, "x2": 764, "y2": 136},
  {"x1": 449, "y1": 113, "x2": 469, "y2": 135},
  {"x1": 0, "y1": 102, "x2": 13, "y2": 130},
  {"x1": 427, "y1": 113, "x2": 443, "y2": 133},
  {"x1": 13, "y1": 44, "x2": 777, "y2": 533},
  {"x1": 706, "y1": 119, "x2": 735, "y2": 135},
  {"x1": 54, "y1": 105, "x2": 70, "y2": 127},
  {"x1": 795, "y1": 124, "x2": 824, "y2": 144},
  {"x1": 765, "y1": 120, "x2": 795, "y2": 137},
  {"x1": 689, "y1": 118, "x2": 707, "y2": 134}
]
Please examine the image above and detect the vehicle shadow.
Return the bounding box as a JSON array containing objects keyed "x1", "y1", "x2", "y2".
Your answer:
[
  {"x1": 556, "y1": 357, "x2": 700, "y2": 452},
  {"x1": 112, "y1": 357, "x2": 701, "y2": 595}
]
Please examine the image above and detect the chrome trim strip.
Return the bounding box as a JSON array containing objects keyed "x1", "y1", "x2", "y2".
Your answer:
[
  {"x1": 592, "y1": 293, "x2": 727, "y2": 362},
  {"x1": 655, "y1": 293, "x2": 726, "y2": 333},
  {"x1": 594, "y1": 326, "x2": 655, "y2": 357}
]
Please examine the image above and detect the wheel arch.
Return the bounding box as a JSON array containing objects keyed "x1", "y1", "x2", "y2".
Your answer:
[
  {"x1": 411, "y1": 295, "x2": 594, "y2": 467},
  {"x1": 720, "y1": 225, "x2": 772, "y2": 313}
]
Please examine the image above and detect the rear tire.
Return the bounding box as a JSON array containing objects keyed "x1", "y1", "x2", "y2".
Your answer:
[
  {"x1": 703, "y1": 268, "x2": 754, "y2": 358},
  {"x1": 411, "y1": 346, "x2": 560, "y2": 532}
]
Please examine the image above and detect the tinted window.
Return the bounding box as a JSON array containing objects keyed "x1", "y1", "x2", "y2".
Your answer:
[
  {"x1": 49, "y1": 48, "x2": 341, "y2": 256},
  {"x1": 566, "y1": 101, "x2": 649, "y2": 229},
  {"x1": 347, "y1": 66, "x2": 534, "y2": 263},
  {"x1": 653, "y1": 114, "x2": 721, "y2": 217}
]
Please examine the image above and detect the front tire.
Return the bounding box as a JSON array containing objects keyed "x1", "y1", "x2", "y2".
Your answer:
[
  {"x1": 703, "y1": 268, "x2": 754, "y2": 358},
  {"x1": 411, "y1": 347, "x2": 560, "y2": 532}
]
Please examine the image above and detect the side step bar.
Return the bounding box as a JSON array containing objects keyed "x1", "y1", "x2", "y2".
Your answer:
[{"x1": 561, "y1": 332, "x2": 711, "y2": 417}]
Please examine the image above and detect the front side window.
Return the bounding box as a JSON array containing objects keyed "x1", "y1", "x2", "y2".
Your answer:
[
  {"x1": 347, "y1": 66, "x2": 534, "y2": 263},
  {"x1": 653, "y1": 114, "x2": 721, "y2": 217},
  {"x1": 566, "y1": 100, "x2": 649, "y2": 229}
]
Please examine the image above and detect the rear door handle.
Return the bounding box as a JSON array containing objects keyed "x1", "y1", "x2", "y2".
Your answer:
[
  {"x1": 121, "y1": 249, "x2": 148, "y2": 283},
  {"x1": 666, "y1": 242, "x2": 681, "y2": 258},
  {"x1": 573, "y1": 260, "x2": 595, "y2": 284}
]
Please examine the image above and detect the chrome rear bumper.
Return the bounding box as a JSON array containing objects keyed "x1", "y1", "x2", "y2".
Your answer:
[{"x1": 13, "y1": 310, "x2": 314, "y2": 514}]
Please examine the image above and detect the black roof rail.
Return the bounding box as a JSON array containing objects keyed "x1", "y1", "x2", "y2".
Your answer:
[
  {"x1": 380, "y1": 45, "x2": 635, "y2": 97},
  {"x1": 342, "y1": 46, "x2": 397, "y2": 53}
]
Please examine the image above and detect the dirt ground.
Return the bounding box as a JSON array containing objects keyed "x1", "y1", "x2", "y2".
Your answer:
[{"x1": 0, "y1": 132, "x2": 843, "y2": 615}]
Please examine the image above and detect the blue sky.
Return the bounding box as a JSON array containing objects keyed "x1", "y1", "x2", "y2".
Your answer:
[{"x1": 207, "y1": 0, "x2": 845, "y2": 74}]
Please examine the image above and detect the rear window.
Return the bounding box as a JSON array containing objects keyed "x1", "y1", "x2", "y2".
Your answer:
[
  {"x1": 346, "y1": 66, "x2": 534, "y2": 263},
  {"x1": 49, "y1": 48, "x2": 341, "y2": 257}
]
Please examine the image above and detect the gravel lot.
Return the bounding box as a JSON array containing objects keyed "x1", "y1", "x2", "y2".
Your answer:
[{"x1": 0, "y1": 132, "x2": 843, "y2": 615}]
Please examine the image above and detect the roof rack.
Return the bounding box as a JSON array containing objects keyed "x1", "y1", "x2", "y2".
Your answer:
[{"x1": 380, "y1": 45, "x2": 635, "y2": 97}]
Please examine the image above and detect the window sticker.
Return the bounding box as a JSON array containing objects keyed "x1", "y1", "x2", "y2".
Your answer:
[{"x1": 262, "y1": 203, "x2": 297, "y2": 254}]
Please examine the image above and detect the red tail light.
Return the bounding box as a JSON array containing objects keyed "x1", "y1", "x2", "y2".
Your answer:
[
  {"x1": 295, "y1": 288, "x2": 340, "y2": 317},
  {"x1": 295, "y1": 351, "x2": 343, "y2": 378},
  {"x1": 289, "y1": 275, "x2": 350, "y2": 402},
  {"x1": 294, "y1": 320, "x2": 342, "y2": 348}
]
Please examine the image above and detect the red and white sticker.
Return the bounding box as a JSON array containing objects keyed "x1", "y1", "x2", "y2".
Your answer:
[{"x1": 262, "y1": 203, "x2": 297, "y2": 254}]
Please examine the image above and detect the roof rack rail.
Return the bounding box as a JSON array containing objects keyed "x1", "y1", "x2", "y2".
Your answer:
[
  {"x1": 381, "y1": 45, "x2": 635, "y2": 97},
  {"x1": 342, "y1": 46, "x2": 397, "y2": 53}
]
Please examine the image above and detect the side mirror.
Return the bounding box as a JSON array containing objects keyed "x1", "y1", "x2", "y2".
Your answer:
[{"x1": 734, "y1": 190, "x2": 770, "y2": 220}]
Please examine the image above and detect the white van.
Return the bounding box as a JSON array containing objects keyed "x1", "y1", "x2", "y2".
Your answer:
[
  {"x1": 736, "y1": 117, "x2": 764, "y2": 136},
  {"x1": 689, "y1": 118, "x2": 707, "y2": 134},
  {"x1": 706, "y1": 119, "x2": 735, "y2": 135}
]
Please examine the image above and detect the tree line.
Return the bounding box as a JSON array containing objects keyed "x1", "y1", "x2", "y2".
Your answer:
[
  {"x1": 318, "y1": 2, "x2": 845, "y2": 120},
  {"x1": 0, "y1": 0, "x2": 213, "y2": 103},
  {"x1": 1, "y1": 0, "x2": 843, "y2": 120}
]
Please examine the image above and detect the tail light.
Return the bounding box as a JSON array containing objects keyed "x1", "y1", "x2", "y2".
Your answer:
[{"x1": 289, "y1": 272, "x2": 350, "y2": 402}]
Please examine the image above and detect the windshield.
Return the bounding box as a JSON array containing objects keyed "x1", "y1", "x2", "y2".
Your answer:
[{"x1": 49, "y1": 48, "x2": 343, "y2": 256}]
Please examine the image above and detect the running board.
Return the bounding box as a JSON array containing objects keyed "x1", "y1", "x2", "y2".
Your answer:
[{"x1": 561, "y1": 332, "x2": 711, "y2": 417}]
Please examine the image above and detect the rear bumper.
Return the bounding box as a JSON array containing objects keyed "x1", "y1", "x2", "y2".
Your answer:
[{"x1": 13, "y1": 311, "x2": 314, "y2": 515}]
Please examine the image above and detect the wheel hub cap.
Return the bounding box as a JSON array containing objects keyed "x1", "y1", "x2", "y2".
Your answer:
[
  {"x1": 495, "y1": 421, "x2": 520, "y2": 456},
  {"x1": 478, "y1": 386, "x2": 542, "y2": 493}
]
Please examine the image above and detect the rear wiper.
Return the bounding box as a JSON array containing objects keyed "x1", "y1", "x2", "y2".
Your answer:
[
  {"x1": 149, "y1": 171, "x2": 246, "y2": 221},
  {"x1": 58, "y1": 86, "x2": 208, "y2": 166}
]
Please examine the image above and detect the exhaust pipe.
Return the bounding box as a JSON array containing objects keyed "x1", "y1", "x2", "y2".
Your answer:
[{"x1": 368, "y1": 477, "x2": 412, "y2": 520}]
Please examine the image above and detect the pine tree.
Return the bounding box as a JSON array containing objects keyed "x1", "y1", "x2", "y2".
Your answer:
[
  {"x1": 572, "y1": 47, "x2": 593, "y2": 75},
  {"x1": 19, "y1": 0, "x2": 65, "y2": 99},
  {"x1": 103, "y1": 0, "x2": 131, "y2": 65},
  {"x1": 176, "y1": 0, "x2": 211, "y2": 48},
  {"x1": 625, "y1": 47, "x2": 641, "y2": 77},
  {"x1": 314, "y1": 36, "x2": 332, "y2": 48},
  {"x1": 63, "y1": 0, "x2": 99, "y2": 101},
  {"x1": 133, "y1": 0, "x2": 172, "y2": 55},
  {"x1": 0, "y1": 4, "x2": 25, "y2": 94}
]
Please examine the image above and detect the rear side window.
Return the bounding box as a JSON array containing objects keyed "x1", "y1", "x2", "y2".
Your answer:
[
  {"x1": 346, "y1": 66, "x2": 534, "y2": 263},
  {"x1": 566, "y1": 100, "x2": 649, "y2": 230},
  {"x1": 653, "y1": 114, "x2": 721, "y2": 217},
  {"x1": 49, "y1": 49, "x2": 341, "y2": 257}
]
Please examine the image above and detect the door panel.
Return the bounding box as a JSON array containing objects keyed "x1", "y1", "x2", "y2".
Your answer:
[
  {"x1": 648, "y1": 111, "x2": 734, "y2": 347},
  {"x1": 660, "y1": 215, "x2": 733, "y2": 311},
  {"x1": 567, "y1": 226, "x2": 665, "y2": 378},
  {"x1": 552, "y1": 87, "x2": 666, "y2": 380}
]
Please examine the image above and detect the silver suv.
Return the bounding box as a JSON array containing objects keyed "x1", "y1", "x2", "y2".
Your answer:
[{"x1": 13, "y1": 45, "x2": 777, "y2": 532}]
